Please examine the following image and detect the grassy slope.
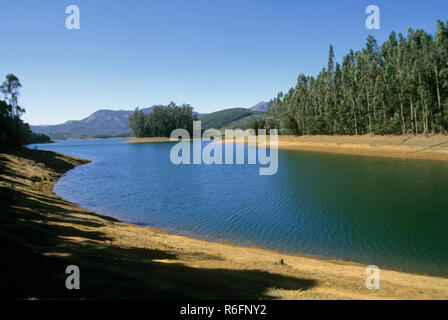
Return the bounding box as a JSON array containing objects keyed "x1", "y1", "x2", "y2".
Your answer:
[
  {"x1": 200, "y1": 108, "x2": 262, "y2": 130},
  {"x1": 224, "y1": 113, "x2": 264, "y2": 129}
]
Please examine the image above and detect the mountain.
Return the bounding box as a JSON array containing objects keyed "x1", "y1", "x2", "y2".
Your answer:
[
  {"x1": 200, "y1": 108, "x2": 263, "y2": 130},
  {"x1": 30, "y1": 102, "x2": 265, "y2": 140},
  {"x1": 30, "y1": 109, "x2": 134, "y2": 139},
  {"x1": 30, "y1": 107, "x2": 203, "y2": 140},
  {"x1": 249, "y1": 101, "x2": 269, "y2": 112}
]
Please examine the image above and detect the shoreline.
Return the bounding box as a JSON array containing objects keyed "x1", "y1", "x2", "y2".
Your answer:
[
  {"x1": 1, "y1": 148, "x2": 447, "y2": 299},
  {"x1": 125, "y1": 137, "x2": 174, "y2": 143},
  {"x1": 216, "y1": 134, "x2": 448, "y2": 162},
  {"x1": 126, "y1": 137, "x2": 202, "y2": 144},
  {"x1": 127, "y1": 134, "x2": 448, "y2": 161}
]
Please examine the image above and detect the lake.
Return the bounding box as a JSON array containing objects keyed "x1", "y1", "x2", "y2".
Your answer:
[{"x1": 29, "y1": 138, "x2": 448, "y2": 277}]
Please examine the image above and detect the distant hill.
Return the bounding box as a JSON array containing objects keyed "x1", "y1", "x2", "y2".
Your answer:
[
  {"x1": 200, "y1": 108, "x2": 263, "y2": 130},
  {"x1": 30, "y1": 107, "x2": 203, "y2": 139},
  {"x1": 30, "y1": 102, "x2": 266, "y2": 139},
  {"x1": 224, "y1": 113, "x2": 263, "y2": 129},
  {"x1": 249, "y1": 101, "x2": 269, "y2": 112}
]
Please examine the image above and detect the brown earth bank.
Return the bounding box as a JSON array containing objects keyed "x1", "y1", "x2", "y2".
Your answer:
[
  {"x1": 126, "y1": 137, "x2": 174, "y2": 143},
  {"x1": 0, "y1": 148, "x2": 447, "y2": 300},
  {"x1": 126, "y1": 137, "x2": 205, "y2": 143},
  {"x1": 218, "y1": 134, "x2": 448, "y2": 162}
]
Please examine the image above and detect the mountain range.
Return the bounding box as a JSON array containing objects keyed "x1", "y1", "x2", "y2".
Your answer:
[
  {"x1": 249, "y1": 101, "x2": 269, "y2": 112},
  {"x1": 30, "y1": 102, "x2": 268, "y2": 139}
]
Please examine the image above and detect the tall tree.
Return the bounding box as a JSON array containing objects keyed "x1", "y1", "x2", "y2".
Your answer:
[
  {"x1": 265, "y1": 20, "x2": 448, "y2": 136},
  {"x1": 0, "y1": 74, "x2": 23, "y2": 118}
]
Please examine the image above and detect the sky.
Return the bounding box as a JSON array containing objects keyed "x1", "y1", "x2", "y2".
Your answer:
[{"x1": 0, "y1": 0, "x2": 446, "y2": 125}]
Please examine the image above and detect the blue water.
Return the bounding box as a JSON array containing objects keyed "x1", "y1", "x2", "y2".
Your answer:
[{"x1": 29, "y1": 138, "x2": 448, "y2": 276}]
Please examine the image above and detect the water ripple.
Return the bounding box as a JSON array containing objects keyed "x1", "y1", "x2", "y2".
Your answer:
[{"x1": 29, "y1": 139, "x2": 448, "y2": 277}]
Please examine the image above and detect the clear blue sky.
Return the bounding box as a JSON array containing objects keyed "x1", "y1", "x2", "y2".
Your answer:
[{"x1": 0, "y1": 0, "x2": 446, "y2": 125}]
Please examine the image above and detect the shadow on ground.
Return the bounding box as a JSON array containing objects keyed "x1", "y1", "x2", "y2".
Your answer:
[{"x1": 0, "y1": 148, "x2": 316, "y2": 299}]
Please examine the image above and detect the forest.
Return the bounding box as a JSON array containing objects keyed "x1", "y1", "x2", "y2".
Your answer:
[
  {"x1": 264, "y1": 20, "x2": 448, "y2": 136},
  {"x1": 128, "y1": 102, "x2": 197, "y2": 137}
]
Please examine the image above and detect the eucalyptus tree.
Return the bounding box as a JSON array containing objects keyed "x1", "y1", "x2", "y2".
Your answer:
[
  {"x1": 264, "y1": 20, "x2": 447, "y2": 136},
  {"x1": 0, "y1": 74, "x2": 23, "y2": 118},
  {"x1": 128, "y1": 103, "x2": 195, "y2": 138},
  {"x1": 128, "y1": 108, "x2": 146, "y2": 137},
  {"x1": 435, "y1": 20, "x2": 448, "y2": 131}
]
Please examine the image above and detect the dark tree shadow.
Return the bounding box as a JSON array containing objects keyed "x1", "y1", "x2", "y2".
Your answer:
[{"x1": 0, "y1": 149, "x2": 317, "y2": 300}]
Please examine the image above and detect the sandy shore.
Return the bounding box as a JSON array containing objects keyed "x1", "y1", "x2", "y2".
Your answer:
[
  {"x1": 217, "y1": 134, "x2": 448, "y2": 161},
  {"x1": 1, "y1": 148, "x2": 447, "y2": 299},
  {"x1": 129, "y1": 134, "x2": 448, "y2": 161},
  {"x1": 126, "y1": 137, "x2": 202, "y2": 143},
  {"x1": 126, "y1": 137, "x2": 174, "y2": 143}
]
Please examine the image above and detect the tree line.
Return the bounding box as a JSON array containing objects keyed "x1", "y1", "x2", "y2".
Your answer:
[
  {"x1": 264, "y1": 20, "x2": 448, "y2": 136},
  {"x1": 0, "y1": 74, "x2": 32, "y2": 147},
  {"x1": 128, "y1": 102, "x2": 197, "y2": 137},
  {"x1": 0, "y1": 73, "x2": 51, "y2": 148}
]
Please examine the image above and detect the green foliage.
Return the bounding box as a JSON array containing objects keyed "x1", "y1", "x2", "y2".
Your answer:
[
  {"x1": 200, "y1": 108, "x2": 261, "y2": 130},
  {"x1": 0, "y1": 101, "x2": 31, "y2": 147},
  {"x1": 91, "y1": 132, "x2": 132, "y2": 139},
  {"x1": 248, "y1": 119, "x2": 266, "y2": 135},
  {"x1": 29, "y1": 132, "x2": 52, "y2": 144},
  {"x1": 128, "y1": 102, "x2": 195, "y2": 137},
  {"x1": 0, "y1": 74, "x2": 23, "y2": 117},
  {"x1": 266, "y1": 20, "x2": 448, "y2": 135},
  {"x1": 42, "y1": 132, "x2": 88, "y2": 140},
  {"x1": 128, "y1": 108, "x2": 146, "y2": 137},
  {"x1": 0, "y1": 73, "x2": 33, "y2": 148},
  {"x1": 0, "y1": 73, "x2": 50, "y2": 147},
  {"x1": 224, "y1": 113, "x2": 264, "y2": 130}
]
